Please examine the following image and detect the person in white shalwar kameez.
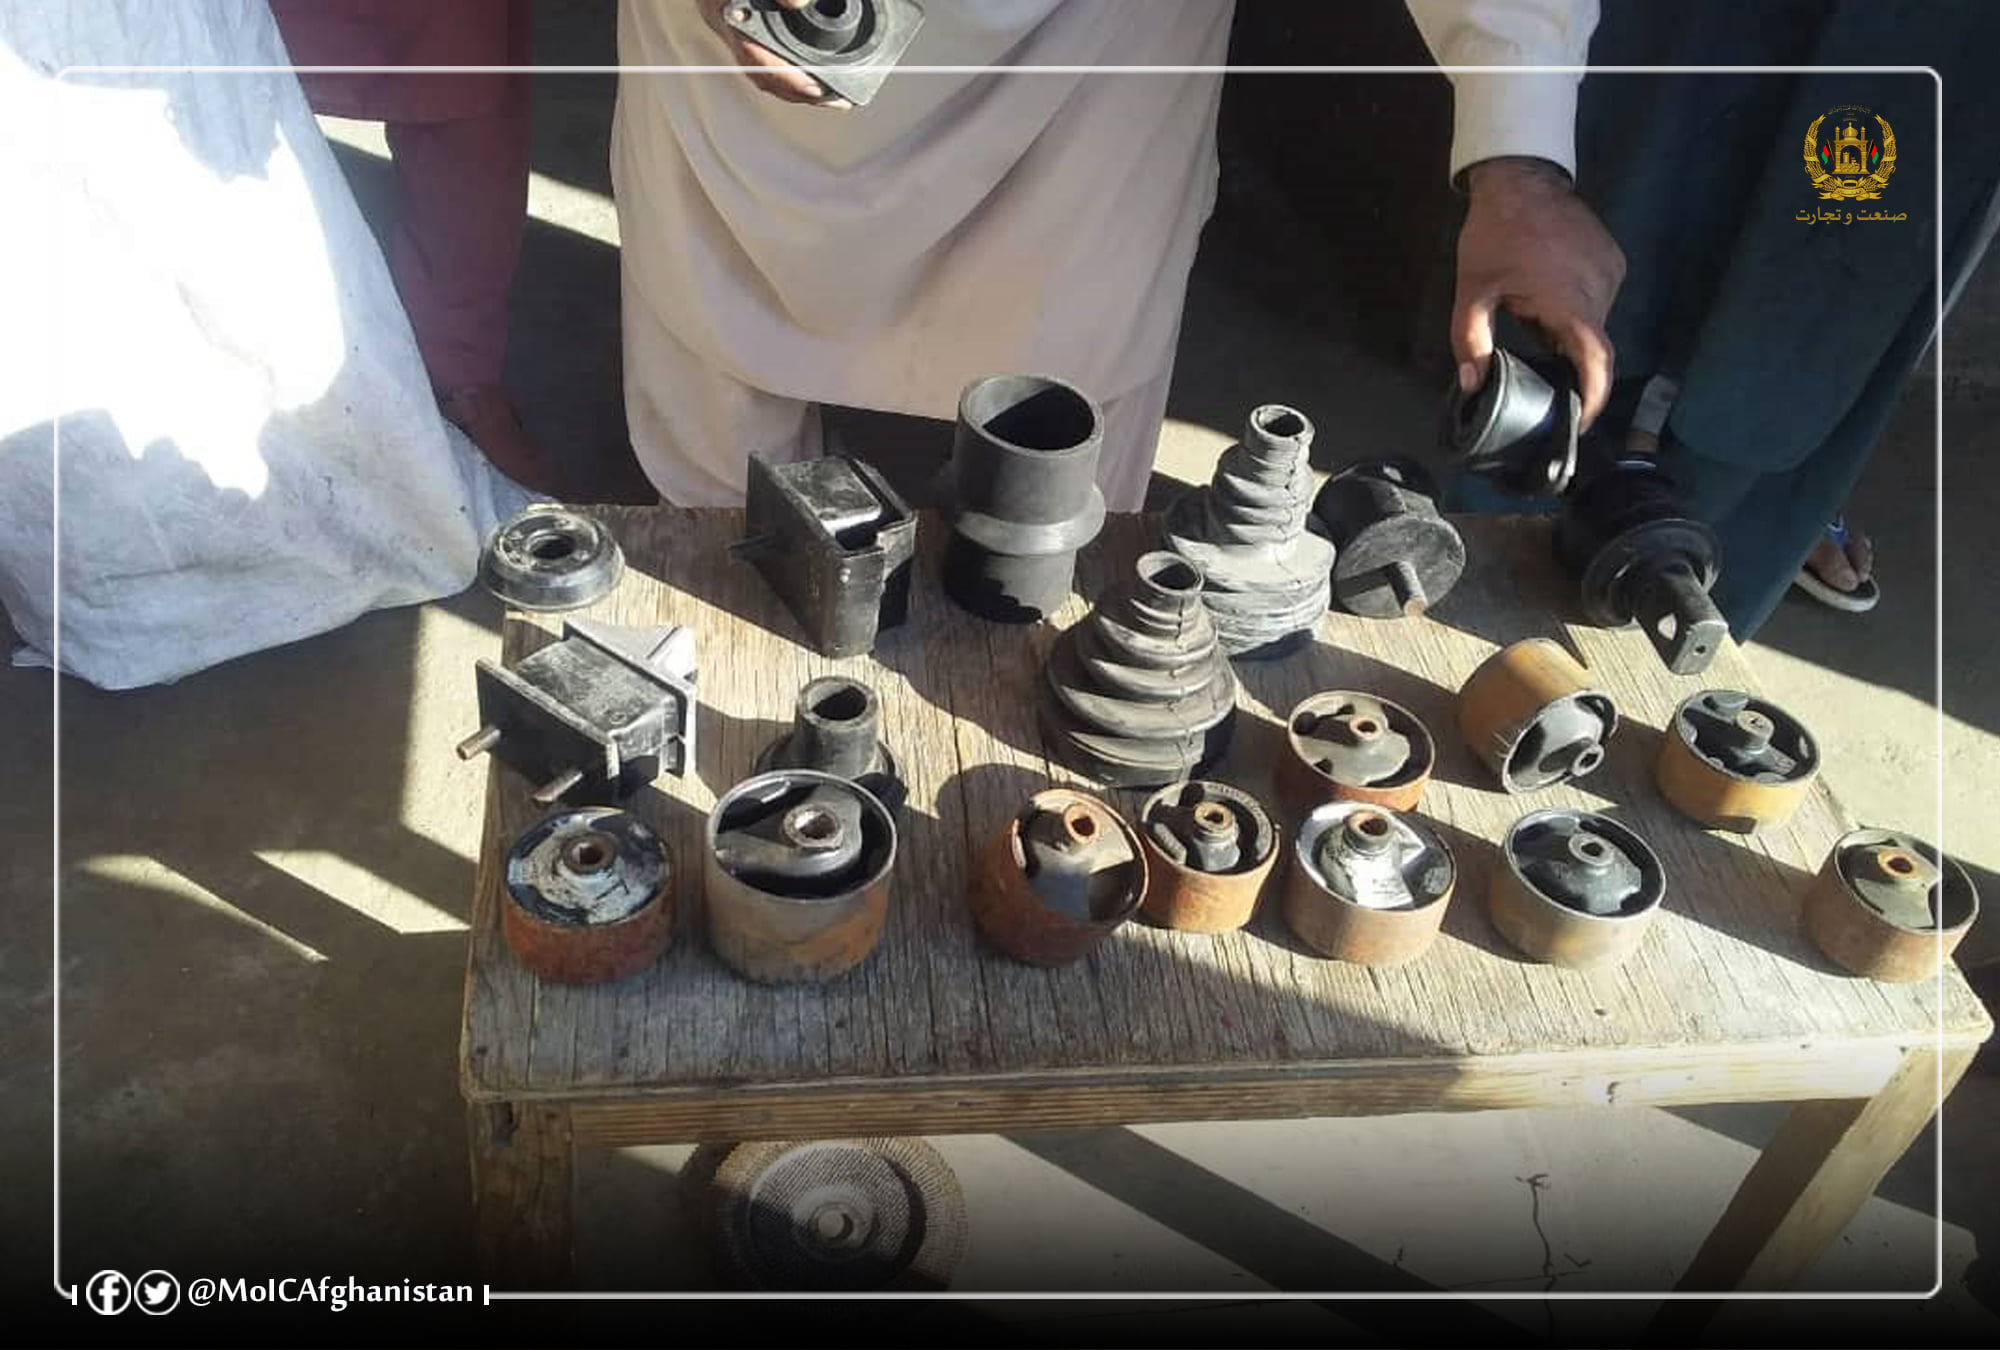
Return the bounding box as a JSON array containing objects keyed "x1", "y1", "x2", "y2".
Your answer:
[{"x1": 613, "y1": 0, "x2": 1623, "y2": 510}]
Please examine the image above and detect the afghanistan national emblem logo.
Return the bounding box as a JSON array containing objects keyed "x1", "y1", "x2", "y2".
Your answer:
[{"x1": 1805, "y1": 108, "x2": 1897, "y2": 201}]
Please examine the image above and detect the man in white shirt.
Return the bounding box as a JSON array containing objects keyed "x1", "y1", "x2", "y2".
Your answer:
[{"x1": 613, "y1": 0, "x2": 1621, "y2": 508}]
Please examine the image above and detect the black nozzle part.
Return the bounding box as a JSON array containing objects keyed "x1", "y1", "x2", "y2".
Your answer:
[
  {"x1": 1445, "y1": 348, "x2": 1581, "y2": 498},
  {"x1": 938, "y1": 374, "x2": 1107, "y2": 623}
]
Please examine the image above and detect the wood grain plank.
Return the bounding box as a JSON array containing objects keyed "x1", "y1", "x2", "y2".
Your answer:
[{"x1": 558, "y1": 1035, "x2": 1964, "y2": 1146}]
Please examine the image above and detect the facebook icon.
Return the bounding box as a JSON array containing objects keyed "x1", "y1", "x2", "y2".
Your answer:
[{"x1": 86, "y1": 1270, "x2": 131, "y2": 1315}]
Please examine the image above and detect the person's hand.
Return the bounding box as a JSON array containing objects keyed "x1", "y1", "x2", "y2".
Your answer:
[
  {"x1": 702, "y1": 0, "x2": 853, "y2": 108},
  {"x1": 1452, "y1": 157, "x2": 1624, "y2": 429}
]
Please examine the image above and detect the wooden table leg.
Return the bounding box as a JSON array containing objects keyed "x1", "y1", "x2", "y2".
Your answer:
[
  {"x1": 1643, "y1": 1044, "x2": 1973, "y2": 1342},
  {"x1": 468, "y1": 1100, "x2": 575, "y2": 1289}
]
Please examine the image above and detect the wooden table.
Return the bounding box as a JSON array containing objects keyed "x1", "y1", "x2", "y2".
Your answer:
[{"x1": 459, "y1": 508, "x2": 1990, "y2": 1296}]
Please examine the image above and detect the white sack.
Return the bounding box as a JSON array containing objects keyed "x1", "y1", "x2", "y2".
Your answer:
[{"x1": 0, "y1": 0, "x2": 523, "y2": 690}]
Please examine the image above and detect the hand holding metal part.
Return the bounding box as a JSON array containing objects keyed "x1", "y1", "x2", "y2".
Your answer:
[{"x1": 712, "y1": 0, "x2": 927, "y2": 108}]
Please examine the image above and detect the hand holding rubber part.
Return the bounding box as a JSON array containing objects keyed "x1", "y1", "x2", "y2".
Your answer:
[
  {"x1": 1444, "y1": 348, "x2": 1580, "y2": 497},
  {"x1": 719, "y1": 0, "x2": 926, "y2": 107}
]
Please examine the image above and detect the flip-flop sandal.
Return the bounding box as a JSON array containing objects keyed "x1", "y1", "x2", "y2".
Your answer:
[{"x1": 1793, "y1": 516, "x2": 1880, "y2": 613}]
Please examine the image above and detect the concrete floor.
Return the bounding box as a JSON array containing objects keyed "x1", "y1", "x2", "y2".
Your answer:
[{"x1": 8, "y1": 11, "x2": 2000, "y2": 1345}]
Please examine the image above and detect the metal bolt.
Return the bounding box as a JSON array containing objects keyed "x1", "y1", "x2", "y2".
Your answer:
[{"x1": 784, "y1": 805, "x2": 845, "y2": 851}]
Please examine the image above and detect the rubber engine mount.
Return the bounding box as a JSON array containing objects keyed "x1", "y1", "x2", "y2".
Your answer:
[
  {"x1": 733, "y1": 454, "x2": 916, "y2": 659},
  {"x1": 1282, "y1": 801, "x2": 1456, "y2": 967},
  {"x1": 1444, "y1": 347, "x2": 1580, "y2": 497},
  {"x1": 1556, "y1": 458, "x2": 1728, "y2": 676},
  {"x1": 1655, "y1": 689, "x2": 1818, "y2": 832},
  {"x1": 456, "y1": 619, "x2": 698, "y2": 806},
  {"x1": 968, "y1": 788, "x2": 1146, "y2": 966},
  {"x1": 1804, "y1": 828, "x2": 1980, "y2": 983},
  {"x1": 756, "y1": 676, "x2": 904, "y2": 812},
  {"x1": 1041, "y1": 551, "x2": 1239, "y2": 788},
  {"x1": 479, "y1": 504, "x2": 624, "y2": 612},
  {"x1": 705, "y1": 769, "x2": 897, "y2": 983},
  {"x1": 501, "y1": 807, "x2": 674, "y2": 984},
  {"x1": 1489, "y1": 808, "x2": 1666, "y2": 968},
  {"x1": 1136, "y1": 780, "x2": 1278, "y2": 933},
  {"x1": 1161, "y1": 404, "x2": 1334, "y2": 657},
  {"x1": 1279, "y1": 690, "x2": 1436, "y2": 814},
  {"x1": 1458, "y1": 638, "x2": 1617, "y2": 794},
  {"x1": 1311, "y1": 457, "x2": 1466, "y2": 619}
]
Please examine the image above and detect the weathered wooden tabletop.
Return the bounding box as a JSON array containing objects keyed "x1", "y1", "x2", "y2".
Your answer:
[{"x1": 460, "y1": 509, "x2": 1989, "y2": 1135}]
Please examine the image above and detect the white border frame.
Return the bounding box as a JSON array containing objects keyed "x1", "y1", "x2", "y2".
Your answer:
[{"x1": 47, "y1": 60, "x2": 1944, "y2": 1312}]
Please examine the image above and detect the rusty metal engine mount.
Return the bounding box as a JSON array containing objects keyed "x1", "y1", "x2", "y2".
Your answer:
[
  {"x1": 705, "y1": 769, "x2": 896, "y2": 984},
  {"x1": 1136, "y1": 780, "x2": 1279, "y2": 933},
  {"x1": 1489, "y1": 808, "x2": 1666, "y2": 968},
  {"x1": 501, "y1": 807, "x2": 674, "y2": 984},
  {"x1": 1282, "y1": 801, "x2": 1456, "y2": 967},
  {"x1": 969, "y1": 788, "x2": 1147, "y2": 966},
  {"x1": 1458, "y1": 638, "x2": 1617, "y2": 794},
  {"x1": 1656, "y1": 689, "x2": 1818, "y2": 832},
  {"x1": 1804, "y1": 828, "x2": 1980, "y2": 983},
  {"x1": 1279, "y1": 690, "x2": 1436, "y2": 814}
]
